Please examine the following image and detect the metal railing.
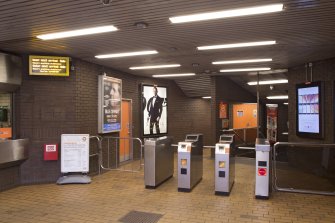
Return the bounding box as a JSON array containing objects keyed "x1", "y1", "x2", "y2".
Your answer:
[
  {"x1": 100, "y1": 136, "x2": 143, "y2": 172},
  {"x1": 273, "y1": 142, "x2": 335, "y2": 196},
  {"x1": 89, "y1": 135, "x2": 102, "y2": 175},
  {"x1": 222, "y1": 127, "x2": 257, "y2": 147}
]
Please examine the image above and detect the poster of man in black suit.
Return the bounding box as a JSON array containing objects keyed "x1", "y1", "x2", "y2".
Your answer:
[{"x1": 142, "y1": 84, "x2": 167, "y2": 136}]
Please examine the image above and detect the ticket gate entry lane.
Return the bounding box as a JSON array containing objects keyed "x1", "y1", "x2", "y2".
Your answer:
[
  {"x1": 255, "y1": 138, "x2": 271, "y2": 199},
  {"x1": 178, "y1": 134, "x2": 203, "y2": 192},
  {"x1": 215, "y1": 134, "x2": 235, "y2": 196},
  {"x1": 144, "y1": 136, "x2": 173, "y2": 189}
]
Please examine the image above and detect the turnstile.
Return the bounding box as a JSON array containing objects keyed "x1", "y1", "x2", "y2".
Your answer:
[
  {"x1": 144, "y1": 136, "x2": 174, "y2": 189},
  {"x1": 255, "y1": 138, "x2": 271, "y2": 199},
  {"x1": 177, "y1": 134, "x2": 203, "y2": 192},
  {"x1": 215, "y1": 134, "x2": 235, "y2": 196}
]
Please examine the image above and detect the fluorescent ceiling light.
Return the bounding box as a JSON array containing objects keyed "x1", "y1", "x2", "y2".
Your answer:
[
  {"x1": 248, "y1": 79, "x2": 288, "y2": 85},
  {"x1": 169, "y1": 4, "x2": 283, "y2": 23},
  {"x1": 198, "y1": 41, "x2": 276, "y2": 50},
  {"x1": 152, "y1": 73, "x2": 195, "y2": 78},
  {"x1": 213, "y1": 58, "x2": 272, "y2": 65},
  {"x1": 130, "y1": 64, "x2": 181, "y2": 70},
  {"x1": 283, "y1": 102, "x2": 289, "y2": 105},
  {"x1": 95, "y1": 50, "x2": 158, "y2": 59},
  {"x1": 37, "y1": 25, "x2": 118, "y2": 40},
  {"x1": 202, "y1": 96, "x2": 211, "y2": 99},
  {"x1": 267, "y1": 95, "x2": 288, "y2": 100},
  {"x1": 220, "y1": 67, "x2": 271, "y2": 72}
]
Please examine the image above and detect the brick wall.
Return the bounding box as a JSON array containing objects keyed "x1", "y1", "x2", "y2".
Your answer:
[{"x1": 13, "y1": 57, "x2": 212, "y2": 185}]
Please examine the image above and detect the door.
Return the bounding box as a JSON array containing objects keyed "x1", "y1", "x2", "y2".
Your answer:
[
  {"x1": 233, "y1": 103, "x2": 257, "y2": 129},
  {"x1": 119, "y1": 99, "x2": 132, "y2": 162}
]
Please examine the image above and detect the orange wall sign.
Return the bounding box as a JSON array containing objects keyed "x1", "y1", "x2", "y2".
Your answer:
[{"x1": 0, "y1": 127, "x2": 12, "y2": 139}]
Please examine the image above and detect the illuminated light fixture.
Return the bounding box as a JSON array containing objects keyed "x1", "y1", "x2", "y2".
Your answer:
[
  {"x1": 213, "y1": 58, "x2": 272, "y2": 65},
  {"x1": 220, "y1": 67, "x2": 271, "y2": 72},
  {"x1": 202, "y1": 96, "x2": 211, "y2": 99},
  {"x1": 130, "y1": 64, "x2": 181, "y2": 70},
  {"x1": 37, "y1": 25, "x2": 118, "y2": 40},
  {"x1": 198, "y1": 41, "x2": 276, "y2": 51},
  {"x1": 266, "y1": 95, "x2": 288, "y2": 100},
  {"x1": 169, "y1": 4, "x2": 284, "y2": 23},
  {"x1": 95, "y1": 50, "x2": 158, "y2": 59},
  {"x1": 284, "y1": 102, "x2": 289, "y2": 105},
  {"x1": 248, "y1": 79, "x2": 288, "y2": 85},
  {"x1": 152, "y1": 73, "x2": 195, "y2": 78}
]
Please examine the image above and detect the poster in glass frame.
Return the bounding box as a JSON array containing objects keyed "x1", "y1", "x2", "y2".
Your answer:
[
  {"x1": 98, "y1": 75, "x2": 122, "y2": 133},
  {"x1": 141, "y1": 84, "x2": 168, "y2": 137},
  {"x1": 296, "y1": 81, "x2": 323, "y2": 138}
]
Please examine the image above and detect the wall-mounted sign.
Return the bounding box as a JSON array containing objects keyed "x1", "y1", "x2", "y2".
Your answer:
[
  {"x1": 29, "y1": 55, "x2": 70, "y2": 76},
  {"x1": 296, "y1": 81, "x2": 323, "y2": 138},
  {"x1": 219, "y1": 102, "x2": 228, "y2": 119},
  {"x1": 98, "y1": 75, "x2": 122, "y2": 133}
]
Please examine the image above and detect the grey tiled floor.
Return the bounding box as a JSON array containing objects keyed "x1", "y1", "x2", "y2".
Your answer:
[{"x1": 0, "y1": 150, "x2": 334, "y2": 223}]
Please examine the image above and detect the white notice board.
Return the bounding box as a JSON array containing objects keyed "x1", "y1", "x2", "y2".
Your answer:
[{"x1": 61, "y1": 134, "x2": 90, "y2": 173}]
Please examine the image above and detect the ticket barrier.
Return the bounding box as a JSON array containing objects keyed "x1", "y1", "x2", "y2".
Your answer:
[
  {"x1": 255, "y1": 138, "x2": 271, "y2": 199},
  {"x1": 177, "y1": 134, "x2": 203, "y2": 192},
  {"x1": 215, "y1": 134, "x2": 235, "y2": 196},
  {"x1": 144, "y1": 136, "x2": 174, "y2": 189}
]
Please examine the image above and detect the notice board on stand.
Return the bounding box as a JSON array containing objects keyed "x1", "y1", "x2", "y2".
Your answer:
[{"x1": 61, "y1": 134, "x2": 89, "y2": 173}]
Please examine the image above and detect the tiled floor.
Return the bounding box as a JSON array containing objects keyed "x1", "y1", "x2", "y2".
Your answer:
[{"x1": 0, "y1": 150, "x2": 334, "y2": 223}]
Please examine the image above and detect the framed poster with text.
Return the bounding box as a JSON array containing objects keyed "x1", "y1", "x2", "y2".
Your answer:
[
  {"x1": 141, "y1": 84, "x2": 167, "y2": 137},
  {"x1": 98, "y1": 75, "x2": 122, "y2": 133},
  {"x1": 219, "y1": 102, "x2": 228, "y2": 119}
]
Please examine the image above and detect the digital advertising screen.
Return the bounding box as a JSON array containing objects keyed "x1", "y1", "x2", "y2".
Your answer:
[
  {"x1": 296, "y1": 81, "x2": 323, "y2": 138},
  {"x1": 141, "y1": 84, "x2": 167, "y2": 137}
]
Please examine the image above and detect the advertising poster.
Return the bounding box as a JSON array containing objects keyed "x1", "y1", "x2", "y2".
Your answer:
[
  {"x1": 297, "y1": 86, "x2": 319, "y2": 133},
  {"x1": 266, "y1": 104, "x2": 278, "y2": 144},
  {"x1": 219, "y1": 102, "x2": 228, "y2": 119},
  {"x1": 141, "y1": 84, "x2": 167, "y2": 136},
  {"x1": 98, "y1": 75, "x2": 122, "y2": 133}
]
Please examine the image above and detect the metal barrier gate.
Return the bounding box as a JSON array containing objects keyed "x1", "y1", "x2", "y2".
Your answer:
[
  {"x1": 273, "y1": 142, "x2": 335, "y2": 196},
  {"x1": 100, "y1": 136, "x2": 143, "y2": 172},
  {"x1": 89, "y1": 135, "x2": 102, "y2": 175}
]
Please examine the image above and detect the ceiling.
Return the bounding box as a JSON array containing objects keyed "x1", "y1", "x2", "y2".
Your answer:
[{"x1": 0, "y1": 0, "x2": 334, "y2": 100}]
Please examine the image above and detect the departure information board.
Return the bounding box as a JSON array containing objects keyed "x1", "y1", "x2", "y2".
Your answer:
[{"x1": 29, "y1": 55, "x2": 70, "y2": 76}]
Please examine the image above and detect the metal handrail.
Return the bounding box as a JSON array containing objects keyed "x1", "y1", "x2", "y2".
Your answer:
[
  {"x1": 89, "y1": 135, "x2": 102, "y2": 175},
  {"x1": 273, "y1": 142, "x2": 335, "y2": 196},
  {"x1": 100, "y1": 136, "x2": 143, "y2": 172},
  {"x1": 222, "y1": 128, "x2": 257, "y2": 146}
]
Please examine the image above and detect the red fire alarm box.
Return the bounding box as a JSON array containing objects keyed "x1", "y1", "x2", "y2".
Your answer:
[{"x1": 44, "y1": 144, "x2": 58, "y2": 161}]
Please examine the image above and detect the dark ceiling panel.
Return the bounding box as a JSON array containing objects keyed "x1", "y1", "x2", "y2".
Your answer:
[{"x1": 0, "y1": 0, "x2": 334, "y2": 99}]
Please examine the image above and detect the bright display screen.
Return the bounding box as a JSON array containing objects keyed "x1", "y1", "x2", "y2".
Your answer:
[
  {"x1": 29, "y1": 55, "x2": 70, "y2": 76},
  {"x1": 297, "y1": 86, "x2": 320, "y2": 133}
]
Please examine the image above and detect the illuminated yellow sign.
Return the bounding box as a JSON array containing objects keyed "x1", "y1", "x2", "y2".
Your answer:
[{"x1": 29, "y1": 55, "x2": 70, "y2": 76}]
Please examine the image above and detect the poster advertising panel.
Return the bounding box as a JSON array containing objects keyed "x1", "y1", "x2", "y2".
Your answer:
[
  {"x1": 266, "y1": 104, "x2": 278, "y2": 144},
  {"x1": 296, "y1": 81, "x2": 323, "y2": 138},
  {"x1": 219, "y1": 102, "x2": 228, "y2": 119},
  {"x1": 98, "y1": 75, "x2": 122, "y2": 133},
  {"x1": 141, "y1": 84, "x2": 167, "y2": 137},
  {"x1": 61, "y1": 134, "x2": 89, "y2": 173}
]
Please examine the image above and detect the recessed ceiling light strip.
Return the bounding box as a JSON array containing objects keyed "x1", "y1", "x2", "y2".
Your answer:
[
  {"x1": 37, "y1": 25, "x2": 118, "y2": 40},
  {"x1": 198, "y1": 41, "x2": 276, "y2": 50},
  {"x1": 95, "y1": 50, "x2": 158, "y2": 59},
  {"x1": 152, "y1": 73, "x2": 195, "y2": 78},
  {"x1": 248, "y1": 79, "x2": 288, "y2": 85},
  {"x1": 170, "y1": 4, "x2": 284, "y2": 23},
  {"x1": 130, "y1": 64, "x2": 181, "y2": 70},
  {"x1": 213, "y1": 58, "x2": 272, "y2": 65},
  {"x1": 220, "y1": 67, "x2": 271, "y2": 72}
]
